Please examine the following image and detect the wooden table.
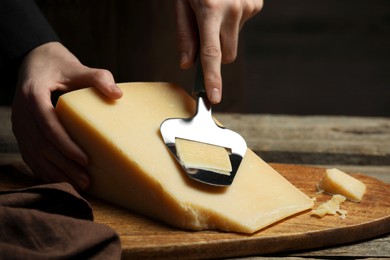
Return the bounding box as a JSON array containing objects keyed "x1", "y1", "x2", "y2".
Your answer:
[{"x1": 1, "y1": 106, "x2": 389, "y2": 259}]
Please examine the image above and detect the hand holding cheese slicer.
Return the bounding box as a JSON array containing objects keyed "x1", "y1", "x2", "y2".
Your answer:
[{"x1": 160, "y1": 58, "x2": 247, "y2": 186}]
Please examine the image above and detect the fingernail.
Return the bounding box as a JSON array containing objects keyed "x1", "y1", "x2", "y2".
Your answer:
[
  {"x1": 76, "y1": 153, "x2": 89, "y2": 166},
  {"x1": 111, "y1": 84, "x2": 123, "y2": 98},
  {"x1": 79, "y1": 174, "x2": 91, "y2": 190},
  {"x1": 180, "y1": 52, "x2": 189, "y2": 68},
  {"x1": 210, "y1": 88, "x2": 221, "y2": 104}
]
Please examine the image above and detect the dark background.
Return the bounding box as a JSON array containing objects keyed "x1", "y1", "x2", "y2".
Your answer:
[
  {"x1": 11, "y1": 0, "x2": 390, "y2": 115},
  {"x1": 243, "y1": 0, "x2": 390, "y2": 116}
]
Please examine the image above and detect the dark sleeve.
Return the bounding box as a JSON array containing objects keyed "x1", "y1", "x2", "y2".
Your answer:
[
  {"x1": 0, "y1": 0, "x2": 60, "y2": 104},
  {"x1": 0, "y1": 0, "x2": 59, "y2": 64}
]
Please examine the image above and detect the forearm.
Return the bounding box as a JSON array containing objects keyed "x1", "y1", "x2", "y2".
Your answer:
[{"x1": 0, "y1": 0, "x2": 59, "y2": 103}]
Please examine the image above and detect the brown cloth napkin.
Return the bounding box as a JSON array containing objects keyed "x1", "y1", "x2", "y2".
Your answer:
[{"x1": 0, "y1": 182, "x2": 121, "y2": 259}]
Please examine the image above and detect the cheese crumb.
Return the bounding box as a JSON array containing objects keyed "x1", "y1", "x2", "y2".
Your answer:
[
  {"x1": 318, "y1": 168, "x2": 366, "y2": 202},
  {"x1": 175, "y1": 138, "x2": 232, "y2": 175},
  {"x1": 311, "y1": 194, "x2": 347, "y2": 219}
]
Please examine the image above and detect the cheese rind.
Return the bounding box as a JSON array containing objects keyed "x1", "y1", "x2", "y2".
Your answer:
[
  {"x1": 318, "y1": 168, "x2": 366, "y2": 202},
  {"x1": 56, "y1": 82, "x2": 313, "y2": 233}
]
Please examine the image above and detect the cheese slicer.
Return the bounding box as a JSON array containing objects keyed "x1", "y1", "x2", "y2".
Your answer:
[{"x1": 160, "y1": 59, "x2": 247, "y2": 186}]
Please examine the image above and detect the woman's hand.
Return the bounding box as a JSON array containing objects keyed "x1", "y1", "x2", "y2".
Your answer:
[
  {"x1": 12, "y1": 42, "x2": 122, "y2": 190},
  {"x1": 175, "y1": 0, "x2": 263, "y2": 104}
]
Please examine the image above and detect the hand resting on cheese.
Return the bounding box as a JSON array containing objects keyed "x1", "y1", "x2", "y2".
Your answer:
[{"x1": 11, "y1": 42, "x2": 123, "y2": 190}]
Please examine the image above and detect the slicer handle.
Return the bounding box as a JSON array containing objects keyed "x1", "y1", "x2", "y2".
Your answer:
[{"x1": 193, "y1": 56, "x2": 207, "y2": 98}]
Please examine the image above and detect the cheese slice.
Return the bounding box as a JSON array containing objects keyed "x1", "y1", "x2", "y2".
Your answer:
[
  {"x1": 318, "y1": 168, "x2": 366, "y2": 202},
  {"x1": 175, "y1": 138, "x2": 232, "y2": 175},
  {"x1": 56, "y1": 82, "x2": 313, "y2": 233}
]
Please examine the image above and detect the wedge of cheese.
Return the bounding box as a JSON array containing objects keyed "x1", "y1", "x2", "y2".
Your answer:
[
  {"x1": 56, "y1": 82, "x2": 313, "y2": 233},
  {"x1": 318, "y1": 168, "x2": 366, "y2": 202}
]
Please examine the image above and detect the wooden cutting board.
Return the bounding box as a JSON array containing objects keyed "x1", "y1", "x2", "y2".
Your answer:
[{"x1": 1, "y1": 163, "x2": 389, "y2": 259}]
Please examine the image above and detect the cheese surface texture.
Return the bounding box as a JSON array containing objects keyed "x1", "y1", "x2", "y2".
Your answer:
[
  {"x1": 176, "y1": 138, "x2": 232, "y2": 175},
  {"x1": 56, "y1": 82, "x2": 313, "y2": 233},
  {"x1": 318, "y1": 168, "x2": 366, "y2": 202}
]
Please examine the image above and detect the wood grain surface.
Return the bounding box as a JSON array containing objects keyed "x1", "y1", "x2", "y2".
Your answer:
[{"x1": 1, "y1": 163, "x2": 389, "y2": 259}]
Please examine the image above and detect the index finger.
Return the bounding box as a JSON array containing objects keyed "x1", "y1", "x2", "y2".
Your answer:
[{"x1": 196, "y1": 13, "x2": 223, "y2": 104}]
